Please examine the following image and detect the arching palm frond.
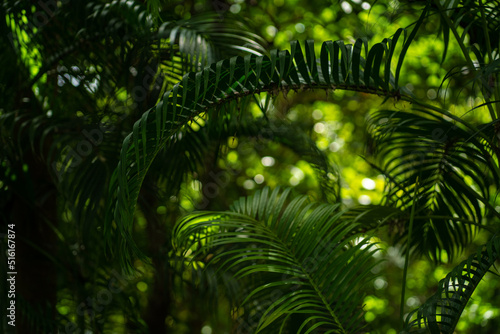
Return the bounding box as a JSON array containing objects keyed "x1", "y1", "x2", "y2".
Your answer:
[
  {"x1": 173, "y1": 187, "x2": 380, "y2": 333},
  {"x1": 402, "y1": 234, "x2": 500, "y2": 333},
  {"x1": 107, "y1": 25, "x2": 427, "y2": 268},
  {"x1": 367, "y1": 107, "x2": 499, "y2": 261}
]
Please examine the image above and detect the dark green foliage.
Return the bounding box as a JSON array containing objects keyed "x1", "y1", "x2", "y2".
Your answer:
[
  {"x1": 368, "y1": 107, "x2": 499, "y2": 261},
  {"x1": 107, "y1": 31, "x2": 416, "y2": 269},
  {"x1": 402, "y1": 235, "x2": 500, "y2": 333},
  {"x1": 174, "y1": 187, "x2": 380, "y2": 333}
]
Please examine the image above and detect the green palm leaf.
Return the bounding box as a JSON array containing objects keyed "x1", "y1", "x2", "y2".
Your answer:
[
  {"x1": 367, "y1": 108, "x2": 499, "y2": 260},
  {"x1": 107, "y1": 29, "x2": 421, "y2": 268},
  {"x1": 402, "y1": 234, "x2": 500, "y2": 333},
  {"x1": 2, "y1": 0, "x2": 271, "y2": 269},
  {"x1": 155, "y1": 13, "x2": 267, "y2": 89},
  {"x1": 173, "y1": 187, "x2": 380, "y2": 333}
]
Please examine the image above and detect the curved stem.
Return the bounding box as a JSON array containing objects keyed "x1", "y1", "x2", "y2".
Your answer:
[
  {"x1": 400, "y1": 177, "x2": 419, "y2": 327},
  {"x1": 414, "y1": 215, "x2": 496, "y2": 233}
]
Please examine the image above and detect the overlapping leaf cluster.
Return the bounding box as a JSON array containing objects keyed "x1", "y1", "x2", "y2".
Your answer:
[
  {"x1": 367, "y1": 107, "x2": 500, "y2": 260},
  {"x1": 107, "y1": 29, "x2": 418, "y2": 267},
  {"x1": 174, "y1": 187, "x2": 380, "y2": 333},
  {"x1": 402, "y1": 235, "x2": 500, "y2": 333}
]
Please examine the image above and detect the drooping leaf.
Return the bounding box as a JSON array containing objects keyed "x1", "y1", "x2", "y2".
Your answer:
[
  {"x1": 173, "y1": 187, "x2": 380, "y2": 333},
  {"x1": 367, "y1": 107, "x2": 500, "y2": 261},
  {"x1": 402, "y1": 234, "x2": 500, "y2": 333},
  {"x1": 107, "y1": 34, "x2": 411, "y2": 269}
]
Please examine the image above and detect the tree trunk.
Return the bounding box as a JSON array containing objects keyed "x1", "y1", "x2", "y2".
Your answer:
[
  {"x1": 10, "y1": 156, "x2": 58, "y2": 333},
  {"x1": 140, "y1": 184, "x2": 171, "y2": 333}
]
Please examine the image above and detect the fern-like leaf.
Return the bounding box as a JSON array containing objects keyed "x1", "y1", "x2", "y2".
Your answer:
[
  {"x1": 402, "y1": 234, "x2": 500, "y2": 333},
  {"x1": 367, "y1": 108, "x2": 499, "y2": 260},
  {"x1": 173, "y1": 187, "x2": 380, "y2": 333},
  {"x1": 107, "y1": 31, "x2": 417, "y2": 268}
]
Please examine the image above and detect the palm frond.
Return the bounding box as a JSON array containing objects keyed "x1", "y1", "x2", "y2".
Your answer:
[
  {"x1": 107, "y1": 29, "x2": 421, "y2": 268},
  {"x1": 173, "y1": 187, "x2": 380, "y2": 333},
  {"x1": 429, "y1": 0, "x2": 500, "y2": 119},
  {"x1": 402, "y1": 234, "x2": 500, "y2": 333},
  {"x1": 154, "y1": 13, "x2": 268, "y2": 90},
  {"x1": 367, "y1": 107, "x2": 499, "y2": 261}
]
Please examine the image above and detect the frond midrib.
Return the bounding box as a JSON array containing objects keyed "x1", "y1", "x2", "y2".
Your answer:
[{"x1": 254, "y1": 218, "x2": 348, "y2": 333}]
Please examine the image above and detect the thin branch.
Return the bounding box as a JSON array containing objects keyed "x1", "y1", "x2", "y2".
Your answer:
[{"x1": 400, "y1": 176, "x2": 419, "y2": 327}]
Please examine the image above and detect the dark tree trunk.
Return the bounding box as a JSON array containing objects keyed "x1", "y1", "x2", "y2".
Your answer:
[
  {"x1": 140, "y1": 184, "x2": 171, "y2": 333},
  {"x1": 10, "y1": 156, "x2": 58, "y2": 334}
]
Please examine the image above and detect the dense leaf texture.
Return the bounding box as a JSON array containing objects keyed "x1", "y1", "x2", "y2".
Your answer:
[
  {"x1": 1, "y1": 0, "x2": 268, "y2": 330},
  {"x1": 108, "y1": 31, "x2": 418, "y2": 266},
  {"x1": 174, "y1": 188, "x2": 379, "y2": 333},
  {"x1": 368, "y1": 108, "x2": 499, "y2": 260}
]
